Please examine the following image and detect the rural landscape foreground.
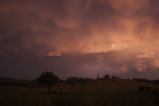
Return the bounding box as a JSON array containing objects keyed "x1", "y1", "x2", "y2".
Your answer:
[{"x1": 0, "y1": 75, "x2": 159, "y2": 106}]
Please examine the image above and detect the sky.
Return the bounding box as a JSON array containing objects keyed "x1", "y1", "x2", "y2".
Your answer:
[{"x1": 1, "y1": 0, "x2": 159, "y2": 80}]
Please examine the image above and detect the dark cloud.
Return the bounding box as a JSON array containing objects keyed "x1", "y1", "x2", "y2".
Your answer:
[{"x1": 0, "y1": 0, "x2": 159, "y2": 79}]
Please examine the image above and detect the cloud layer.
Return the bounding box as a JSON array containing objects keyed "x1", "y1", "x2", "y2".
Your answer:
[{"x1": 1, "y1": 0, "x2": 159, "y2": 79}]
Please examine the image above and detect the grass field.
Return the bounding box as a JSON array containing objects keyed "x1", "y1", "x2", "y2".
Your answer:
[{"x1": 0, "y1": 79, "x2": 159, "y2": 106}]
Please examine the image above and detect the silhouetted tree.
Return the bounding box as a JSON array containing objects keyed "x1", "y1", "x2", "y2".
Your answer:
[
  {"x1": 66, "y1": 77, "x2": 91, "y2": 88},
  {"x1": 78, "y1": 78, "x2": 88, "y2": 88},
  {"x1": 104, "y1": 74, "x2": 110, "y2": 79},
  {"x1": 66, "y1": 77, "x2": 78, "y2": 87},
  {"x1": 36, "y1": 72, "x2": 59, "y2": 92},
  {"x1": 111, "y1": 75, "x2": 120, "y2": 80}
]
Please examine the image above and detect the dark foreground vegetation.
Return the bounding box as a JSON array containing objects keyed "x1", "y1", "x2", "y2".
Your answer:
[{"x1": 0, "y1": 73, "x2": 159, "y2": 106}]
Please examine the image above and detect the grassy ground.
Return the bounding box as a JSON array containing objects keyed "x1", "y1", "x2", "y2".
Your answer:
[{"x1": 0, "y1": 79, "x2": 159, "y2": 106}]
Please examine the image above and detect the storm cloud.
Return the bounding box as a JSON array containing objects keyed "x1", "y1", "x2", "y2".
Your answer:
[{"x1": 1, "y1": 0, "x2": 159, "y2": 79}]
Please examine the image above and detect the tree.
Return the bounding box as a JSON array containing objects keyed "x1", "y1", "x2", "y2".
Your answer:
[
  {"x1": 103, "y1": 74, "x2": 110, "y2": 79},
  {"x1": 66, "y1": 77, "x2": 90, "y2": 88},
  {"x1": 66, "y1": 77, "x2": 78, "y2": 87},
  {"x1": 36, "y1": 72, "x2": 59, "y2": 92},
  {"x1": 78, "y1": 78, "x2": 87, "y2": 88}
]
